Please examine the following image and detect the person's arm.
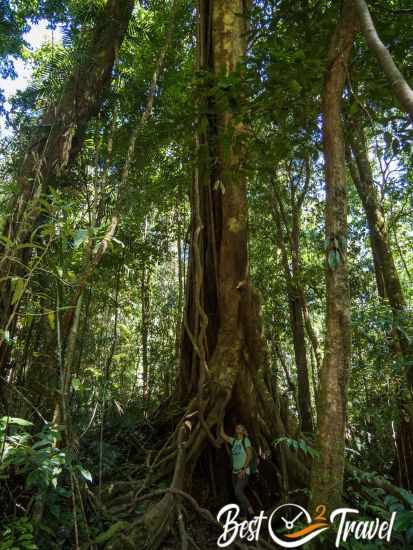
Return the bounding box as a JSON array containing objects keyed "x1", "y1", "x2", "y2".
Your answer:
[{"x1": 220, "y1": 424, "x2": 231, "y2": 444}]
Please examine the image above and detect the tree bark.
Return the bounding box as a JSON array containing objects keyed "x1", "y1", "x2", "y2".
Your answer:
[
  {"x1": 347, "y1": 121, "x2": 413, "y2": 381},
  {"x1": 310, "y1": 1, "x2": 356, "y2": 515},
  {"x1": 347, "y1": 133, "x2": 396, "y2": 296},
  {"x1": 176, "y1": 0, "x2": 298, "y2": 466},
  {"x1": 143, "y1": 2, "x2": 309, "y2": 546},
  {"x1": 141, "y1": 259, "x2": 151, "y2": 404},
  {"x1": 270, "y1": 179, "x2": 314, "y2": 433},
  {"x1": 353, "y1": 0, "x2": 413, "y2": 122},
  {"x1": 346, "y1": 117, "x2": 413, "y2": 487},
  {"x1": 0, "y1": 0, "x2": 135, "y2": 368},
  {"x1": 290, "y1": 207, "x2": 314, "y2": 434}
]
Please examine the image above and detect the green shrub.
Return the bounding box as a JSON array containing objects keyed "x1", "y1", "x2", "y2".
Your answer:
[{"x1": 0, "y1": 517, "x2": 38, "y2": 550}]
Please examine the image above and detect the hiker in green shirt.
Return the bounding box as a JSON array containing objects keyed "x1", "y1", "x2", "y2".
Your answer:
[{"x1": 220, "y1": 423, "x2": 254, "y2": 519}]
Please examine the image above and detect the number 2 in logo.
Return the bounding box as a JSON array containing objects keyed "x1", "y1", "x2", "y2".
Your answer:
[{"x1": 315, "y1": 504, "x2": 327, "y2": 522}]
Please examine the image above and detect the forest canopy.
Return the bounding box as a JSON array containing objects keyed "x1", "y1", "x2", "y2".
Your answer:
[{"x1": 0, "y1": 1, "x2": 412, "y2": 549}]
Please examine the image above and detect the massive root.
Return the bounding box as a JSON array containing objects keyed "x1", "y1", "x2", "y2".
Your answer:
[{"x1": 137, "y1": 280, "x2": 310, "y2": 549}]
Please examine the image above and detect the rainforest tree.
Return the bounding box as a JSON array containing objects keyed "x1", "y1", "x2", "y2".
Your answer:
[{"x1": 0, "y1": 1, "x2": 412, "y2": 549}]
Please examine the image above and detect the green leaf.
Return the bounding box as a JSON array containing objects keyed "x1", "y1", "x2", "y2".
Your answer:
[
  {"x1": 78, "y1": 466, "x2": 92, "y2": 483},
  {"x1": 11, "y1": 278, "x2": 25, "y2": 305},
  {"x1": 73, "y1": 229, "x2": 88, "y2": 249},
  {"x1": 1, "y1": 417, "x2": 33, "y2": 427},
  {"x1": 0, "y1": 235, "x2": 13, "y2": 247},
  {"x1": 288, "y1": 79, "x2": 302, "y2": 94},
  {"x1": 47, "y1": 311, "x2": 55, "y2": 330},
  {"x1": 32, "y1": 439, "x2": 52, "y2": 450},
  {"x1": 398, "y1": 488, "x2": 413, "y2": 508},
  {"x1": 71, "y1": 378, "x2": 82, "y2": 391},
  {"x1": 394, "y1": 510, "x2": 413, "y2": 531}
]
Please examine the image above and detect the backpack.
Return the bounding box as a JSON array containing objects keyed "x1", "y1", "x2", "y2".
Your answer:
[{"x1": 241, "y1": 436, "x2": 259, "y2": 476}]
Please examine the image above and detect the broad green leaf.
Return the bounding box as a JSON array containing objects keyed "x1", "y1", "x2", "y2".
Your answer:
[
  {"x1": 78, "y1": 466, "x2": 92, "y2": 483},
  {"x1": 1, "y1": 417, "x2": 33, "y2": 427}
]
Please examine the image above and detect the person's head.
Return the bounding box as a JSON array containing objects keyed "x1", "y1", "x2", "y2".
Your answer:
[{"x1": 235, "y1": 423, "x2": 247, "y2": 437}]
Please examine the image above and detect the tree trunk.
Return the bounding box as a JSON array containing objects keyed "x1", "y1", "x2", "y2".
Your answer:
[
  {"x1": 175, "y1": 0, "x2": 286, "y2": 467},
  {"x1": 310, "y1": 0, "x2": 356, "y2": 515},
  {"x1": 270, "y1": 181, "x2": 314, "y2": 433},
  {"x1": 0, "y1": 0, "x2": 135, "y2": 368},
  {"x1": 290, "y1": 197, "x2": 314, "y2": 434},
  {"x1": 347, "y1": 117, "x2": 413, "y2": 488},
  {"x1": 143, "y1": 2, "x2": 309, "y2": 546},
  {"x1": 141, "y1": 260, "x2": 151, "y2": 405},
  {"x1": 353, "y1": 0, "x2": 413, "y2": 122},
  {"x1": 347, "y1": 121, "x2": 412, "y2": 375}
]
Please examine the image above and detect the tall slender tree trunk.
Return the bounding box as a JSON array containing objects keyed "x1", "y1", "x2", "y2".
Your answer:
[
  {"x1": 347, "y1": 121, "x2": 412, "y2": 375},
  {"x1": 173, "y1": 204, "x2": 184, "y2": 396},
  {"x1": 347, "y1": 118, "x2": 413, "y2": 488},
  {"x1": 290, "y1": 200, "x2": 314, "y2": 433},
  {"x1": 270, "y1": 181, "x2": 314, "y2": 433},
  {"x1": 310, "y1": 1, "x2": 356, "y2": 515},
  {"x1": 141, "y1": 262, "x2": 151, "y2": 404},
  {"x1": 0, "y1": 0, "x2": 135, "y2": 369}
]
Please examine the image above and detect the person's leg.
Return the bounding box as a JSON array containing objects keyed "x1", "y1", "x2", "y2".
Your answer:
[
  {"x1": 233, "y1": 475, "x2": 253, "y2": 517},
  {"x1": 231, "y1": 473, "x2": 240, "y2": 512}
]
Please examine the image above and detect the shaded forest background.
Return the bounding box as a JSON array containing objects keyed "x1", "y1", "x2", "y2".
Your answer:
[{"x1": 0, "y1": 0, "x2": 412, "y2": 548}]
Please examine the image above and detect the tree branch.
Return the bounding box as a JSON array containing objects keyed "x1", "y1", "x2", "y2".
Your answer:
[{"x1": 353, "y1": 0, "x2": 413, "y2": 121}]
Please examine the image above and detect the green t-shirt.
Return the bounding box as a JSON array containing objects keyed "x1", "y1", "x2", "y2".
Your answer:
[{"x1": 229, "y1": 436, "x2": 251, "y2": 474}]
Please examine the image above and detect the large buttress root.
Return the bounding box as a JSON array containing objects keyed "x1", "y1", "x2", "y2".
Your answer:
[{"x1": 139, "y1": 285, "x2": 310, "y2": 549}]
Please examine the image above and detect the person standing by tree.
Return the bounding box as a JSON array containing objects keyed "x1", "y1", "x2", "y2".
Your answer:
[{"x1": 220, "y1": 423, "x2": 254, "y2": 519}]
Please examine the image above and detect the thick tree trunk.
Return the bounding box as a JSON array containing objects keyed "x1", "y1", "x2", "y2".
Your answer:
[
  {"x1": 143, "y1": 2, "x2": 309, "y2": 546},
  {"x1": 175, "y1": 0, "x2": 287, "y2": 467},
  {"x1": 353, "y1": 0, "x2": 413, "y2": 122},
  {"x1": 310, "y1": 1, "x2": 356, "y2": 515},
  {"x1": 0, "y1": 0, "x2": 135, "y2": 368}
]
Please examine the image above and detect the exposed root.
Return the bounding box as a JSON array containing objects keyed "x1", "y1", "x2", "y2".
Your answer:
[
  {"x1": 177, "y1": 501, "x2": 189, "y2": 550},
  {"x1": 143, "y1": 422, "x2": 190, "y2": 549}
]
